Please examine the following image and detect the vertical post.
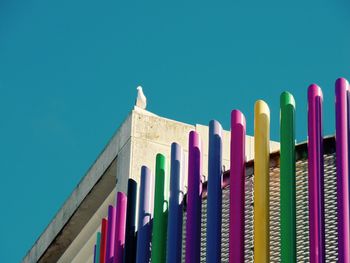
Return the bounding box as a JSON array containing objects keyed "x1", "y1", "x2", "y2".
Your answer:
[
  {"x1": 114, "y1": 192, "x2": 128, "y2": 263},
  {"x1": 335, "y1": 78, "x2": 350, "y2": 262},
  {"x1": 151, "y1": 154, "x2": 168, "y2": 263},
  {"x1": 166, "y1": 143, "x2": 184, "y2": 263},
  {"x1": 100, "y1": 218, "x2": 108, "y2": 263},
  {"x1": 280, "y1": 92, "x2": 296, "y2": 263},
  {"x1": 307, "y1": 84, "x2": 325, "y2": 263},
  {"x1": 186, "y1": 131, "x2": 202, "y2": 263},
  {"x1": 230, "y1": 110, "x2": 246, "y2": 263},
  {"x1": 136, "y1": 166, "x2": 153, "y2": 263},
  {"x1": 207, "y1": 120, "x2": 223, "y2": 263},
  {"x1": 94, "y1": 245, "x2": 97, "y2": 263},
  {"x1": 106, "y1": 206, "x2": 116, "y2": 263},
  {"x1": 254, "y1": 100, "x2": 270, "y2": 263},
  {"x1": 95, "y1": 232, "x2": 101, "y2": 263},
  {"x1": 125, "y1": 179, "x2": 138, "y2": 263},
  {"x1": 348, "y1": 87, "x2": 350, "y2": 202}
]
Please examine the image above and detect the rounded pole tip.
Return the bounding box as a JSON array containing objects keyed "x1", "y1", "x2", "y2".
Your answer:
[
  {"x1": 280, "y1": 91, "x2": 295, "y2": 108},
  {"x1": 156, "y1": 153, "x2": 166, "y2": 161},
  {"x1": 156, "y1": 153, "x2": 166, "y2": 169},
  {"x1": 117, "y1": 191, "x2": 127, "y2": 198},
  {"x1": 308, "y1": 84, "x2": 323, "y2": 99},
  {"x1": 336, "y1": 77, "x2": 349, "y2": 92},
  {"x1": 209, "y1": 120, "x2": 222, "y2": 135},
  {"x1": 141, "y1": 165, "x2": 150, "y2": 174},
  {"x1": 171, "y1": 142, "x2": 182, "y2": 151},
  {"x1": 171, "y1": 142, "x2": 182, "y2": 160},
  {"x1": 231, "y1": 109, "x2": 246, "y2": 127},
  {"x1": 189, "y1": 130, "x2": 201, "y2": 148},
  {"x1": 117, "y1": 191, "x2": 127, "y2": 202},
  {"x1": 254, "y1": 100, "x2": 270, "y2": 116}
]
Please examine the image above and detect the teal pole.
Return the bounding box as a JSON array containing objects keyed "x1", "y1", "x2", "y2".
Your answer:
[{"x1": 95, "y1": 232, "x2": 101, "y2": 263}]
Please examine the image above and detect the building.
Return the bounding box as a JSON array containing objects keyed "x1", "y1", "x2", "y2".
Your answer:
[
  {"x1": 23, "y1": 81, "x2": 346, "y2": 263},
  {"x1": 22, "y1": 106, "x2": 279, "y2": 263}
]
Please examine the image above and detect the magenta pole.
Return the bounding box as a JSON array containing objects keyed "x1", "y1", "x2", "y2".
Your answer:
[
  {"x1": 307, "y1": 84, "x2": 325, "y2": 263},
  {"x1": 229, "y1": 110, "x2": 246, "y2": 263},
  {"x1": 106, "y1": 205, "x2": 116, "y2": 263},
  {"x1": 186, "y1": 131, "x2": 203, "y2": 263},
  {"x1": 335, "y1": 78, "x2": 350, "y2": 262},
  {"x1": 114, "y1": 192, "x2": 128, "y2": 263}
]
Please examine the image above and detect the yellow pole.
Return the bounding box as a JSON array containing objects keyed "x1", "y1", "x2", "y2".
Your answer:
[{"x1": 254, "y1": 100, "x2": 270, "y2": 263}]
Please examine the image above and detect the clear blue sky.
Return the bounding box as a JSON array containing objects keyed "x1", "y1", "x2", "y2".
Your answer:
[{"x1": 0, "y1": 1, "x2": 349, "y2": 262}]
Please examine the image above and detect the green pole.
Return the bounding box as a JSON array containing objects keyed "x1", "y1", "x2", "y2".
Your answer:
[
  {"x1": 280, "y1": 91, "x2": 296, "y2": 263},
  {"x1": 151, "y1": 153, "x2": 168, "y2": 263}
]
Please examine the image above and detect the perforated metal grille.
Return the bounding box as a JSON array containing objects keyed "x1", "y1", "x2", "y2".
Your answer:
[
  {"x1": 180, "y1": 151, "x2": 338, "y2": 262},
  {"x1": 296, "y1": 157, "x2": 310, "y2": 262},
  {"x1": 324, "y1": 153, "x2": 338, "y2": 262}
]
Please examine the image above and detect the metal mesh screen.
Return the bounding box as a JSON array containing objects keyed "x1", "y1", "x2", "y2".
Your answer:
[{"x1": 180, "y1": 151, "x2": 338, "y2": 262}]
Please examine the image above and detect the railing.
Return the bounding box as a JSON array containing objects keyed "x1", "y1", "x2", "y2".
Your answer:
[{"x1": 92, "y1": 78, "x2": 349, "y2": 263}]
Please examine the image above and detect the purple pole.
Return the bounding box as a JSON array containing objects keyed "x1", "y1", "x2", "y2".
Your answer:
[
  {"x1": 136, "y1": 166, "x2": 154, "y2": 263},
  {"x1": 114, "y1": 192, "x2": 127, "y2": 263},
  {"x1": 94, "y1": 245, "x2": 97, "y2": 263},
  {"x1": 186, "y1": 131, "x2": 202, "y2": 263},
  {"x1": 229, "y1": 110, "x2": 246, "y2": 263},
  {"x1": 106, "y1": 206, "x2": 116, "y2": 263},
  {"x1": 335, "y1": 78, "x2": 350, "y2": 262},
  {"x1": 307, "y1": 84, "x2": 325, "y2": 263}
]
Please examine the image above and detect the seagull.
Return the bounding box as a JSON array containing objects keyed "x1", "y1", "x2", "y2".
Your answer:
[{"x1": 135, "y1": 86, "x2": 147, "y2": 109}]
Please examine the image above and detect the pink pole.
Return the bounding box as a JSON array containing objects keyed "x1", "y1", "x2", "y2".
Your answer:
[
  {"x1": 307, "y1": 84, "x2": 325, "y2": 263},
  {"x1": 114, "y1": 192, "x2": 128, "y2": 263},
  {"x1": 335, "y1": 78, "x2": 350, "y2": 262},
  {"x1": 229, "y1": 110, "x2": 246, "y2": 263},
  {"x1": 106, "y1": 206, "x2": 116, "y2": 263}
]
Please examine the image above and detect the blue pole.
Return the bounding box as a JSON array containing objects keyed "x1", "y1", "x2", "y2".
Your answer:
[
  {"x1": 166, "y1": 143, "x2": 184, "y2": 263},
  {"x1": 206, "y1": 120, "x2": 223, "y2": 263},
  {"x1": 136, "y1": 166, "x2": 153, "y2": 263}
]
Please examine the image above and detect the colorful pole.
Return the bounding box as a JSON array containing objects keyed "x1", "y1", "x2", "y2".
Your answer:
[
  {"x1": 166, "y1": 143, "x2": 184, "y2": 263},
  {"x1": 254, "y1": 100, "x2": 270, "y2": 263},
  {"x1": 229, "y1": 110, "x2": 246, "y2": 263},
  {"x1": 207, "y1": 120, "x2": 223, "y2": 263},
  {"x1": 307, "y1": 84, "x2": 325, "y2": 263},
  {"x1": 95, "y1": 232, "x2": 101, "y2": 263},
  {"x1": 94, "y1": 245, "x2": 97, "y2": 263},
  {"x1": 280, "y1": 92, "x2": 296, "y2": 263},
  {"x1": 106, "y1": 206, "x2": 116, "y2": 263},
  {"x1": 114, "y1": 192, "x2": 128, "y2": 263},
  {"x1": 186, "y1": 131, "x2": 203, "y2": 263},
  {"x1": 136, "y1": 166, "x2": 153, "y2": 263},
  {"x1": 100, "y1": 218, "x2": 108, "y2": 263},
  {"x1": 335, "y1": 78, "x2": 350, "y2": 263},
  {"x1": 151, "y1": 154, "x2": 168, "y2": 263},
  {"x1": 125, "y1": 179, "x2": 138, "y2": 263}
]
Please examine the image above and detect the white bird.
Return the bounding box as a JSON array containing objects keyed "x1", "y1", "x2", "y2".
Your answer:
[{"x1": 135, "y1": 86, "x2": 147, "y2": 109}]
